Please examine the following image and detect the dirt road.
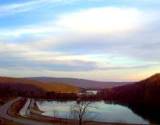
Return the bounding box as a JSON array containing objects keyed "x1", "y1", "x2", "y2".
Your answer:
[{"x1": 0, "y1": 97, "x2": 53, "y2": 125}]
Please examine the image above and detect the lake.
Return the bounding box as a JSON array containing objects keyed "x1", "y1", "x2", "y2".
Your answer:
[{"x1": 37, "y1": 101, "x2": 149, "y2": 124}]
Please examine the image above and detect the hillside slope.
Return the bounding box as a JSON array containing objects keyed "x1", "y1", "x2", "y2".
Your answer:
[
  {"x1": 101, "y1": 73, "x2": 160, "y2": 106},
  {"x1": 138, "y1": 73, "x2": 160, "y2": 106},
  {"x1": 28, "y1": 77, "x2": 131, "y2": 89},
  {"x1": 0, "y1": 77, "x2": 44, "y2": 97},
  {"x1": 0, "y1": 77, "x2": 79, "y2": 98},
  {"x1": 34, "y1": 81, "x2": 79, "y2": 93}
]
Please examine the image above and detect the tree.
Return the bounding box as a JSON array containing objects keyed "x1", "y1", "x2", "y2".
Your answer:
[{"x1": 70, "y1": 101, "x2": 93, "y2": 125}]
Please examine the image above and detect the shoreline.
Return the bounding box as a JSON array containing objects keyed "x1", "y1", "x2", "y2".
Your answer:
[
  {"x1": 2, "y1": 97, "x2": 154, "y2": 125},
  {"x1": 28, "y1": 99, "x2": 149, "y2": 125}
]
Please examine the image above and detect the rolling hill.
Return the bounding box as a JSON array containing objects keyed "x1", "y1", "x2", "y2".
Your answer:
[
  {"x1": 0, "y1": 76, "x2": 79, "y2": 98},
  {"x1": 101, "y1": 73, "x2": 160, "y2": 106},
  {"x1": 28, "y1": 77, "x2": 131, "y2": 89},
  {"x1": 100, "y1": 73, "x2": 160, "y2": 124}
]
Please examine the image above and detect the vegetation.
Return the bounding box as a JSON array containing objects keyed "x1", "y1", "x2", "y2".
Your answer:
[
  {"x1": 37, "y1": 81, "x2": 79, "y2": 93},
  {"x1": 0, "y1": 76, "x2": 79, "y2": 98},
  {"x1": 99, "y1": 73, "x2": 160, "y2": 124},
  {"x1": 0, "y1": 74, "x2": 160, "y2": 124},
  {"x1": 30, "y1": 77, "x2": 130, "y2": 89},
  {"x1": 70, "y1": 101, "x2": 93, "y2": 125},
  {"x1": 100, "y1": 73, "x2": 160, "y2": 107}
]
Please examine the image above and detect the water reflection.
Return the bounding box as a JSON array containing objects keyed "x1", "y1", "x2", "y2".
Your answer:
[{"x1": 37, "y1": 101, "x2": 149, "y2": 124}]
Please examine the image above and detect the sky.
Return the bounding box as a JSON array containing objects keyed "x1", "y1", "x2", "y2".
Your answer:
[{"x1": 0, "y1": 0, "x2": 160, "y2": 81}]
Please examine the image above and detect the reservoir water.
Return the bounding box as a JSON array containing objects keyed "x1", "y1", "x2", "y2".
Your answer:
[{"x1": 37, "y1": 101, "x2": 149, "y2": 124}]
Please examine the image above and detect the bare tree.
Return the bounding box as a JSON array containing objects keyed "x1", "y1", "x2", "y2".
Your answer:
[
  {"x1": 53, "y1": 110, "x2": 58, "y2": 118},
  {"x1": 70, "y1": 101, "x2": 94, "y2": 125}
]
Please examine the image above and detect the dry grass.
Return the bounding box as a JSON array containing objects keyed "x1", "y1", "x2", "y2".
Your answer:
[
  {"x1": 35, "y1": 82, "x2": 80, "y2": 93},
  {"x1": 0, "y1": 76, "x2": 80, "y2": 94}
]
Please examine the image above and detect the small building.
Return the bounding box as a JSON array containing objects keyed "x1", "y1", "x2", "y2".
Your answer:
[
  {"x1": 86, "y1": 90, "x2": 98, "y2": 95},
  {"x1": 77, "y1": 89, "x2": 98, "y2": 96}
]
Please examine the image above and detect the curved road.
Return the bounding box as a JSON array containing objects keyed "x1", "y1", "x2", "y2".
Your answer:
[{"x1": 0, "y1": 98, "x2": 53, "y2": 125}]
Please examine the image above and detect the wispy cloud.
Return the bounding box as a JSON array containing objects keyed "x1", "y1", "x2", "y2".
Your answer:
[
  {"x1": 0, "y1": 0, "x2": 43, "y2": 16},
  {"x1": 0, "y1": 40, "x2": 158, "y2": 74},
  {"x1": 0, "y1": 7, "x2": 155, "y2": 38},
  {"x1": 1, "y1": 7, "x2": 159, "y2": 72},
  {"x1": 0, "y1": 0, "x2": 80, "y2": 16},
  {"x1": 0, "y1": 1, "x2": 160, "y2": 80},
  {"x1": 0, "y1": 42, "x2": 99, "y2": 71},
  {"x1": 56, "y1": 7, "x2": 147, "y2": 34}
]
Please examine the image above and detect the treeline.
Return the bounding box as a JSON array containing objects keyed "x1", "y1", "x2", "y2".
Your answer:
[
  {"x1": 44, "y1": 92, "x2": 77, "y2": 100},
  {"x1": 0, "y1": 82, "x2": 102, "y2": 101},
  {"x1": 99, "y1": 83, "x2": 145, "y2": 106},
  {"x1": 0, "y1": 83, "x2": 46, "y2": 98},
  {"x1": 99, "y1": 74, "x2": 160, "y2": 108},
  {"x1": 38, "y1": 91, "x2": 103, "y2": 101}
]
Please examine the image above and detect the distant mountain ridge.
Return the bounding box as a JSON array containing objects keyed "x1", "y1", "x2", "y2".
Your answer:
[{"x1": 27, "y1": 77, "x2": 131, "y2": 89}]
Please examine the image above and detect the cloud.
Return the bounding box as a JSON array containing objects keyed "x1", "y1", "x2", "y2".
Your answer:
[
  {"x1": 0, "y1": 42, "x2": 99, "y2": 71},
  {"x1": 0, "y1": 0, "x2": 80, "y2": 17},
  {"x1": 51, "y1": 23, "x2": 160, "y2": 63},
  {"x1": 0, "y1": 5, "x2": 160, "y2": 80},
  {"x1": 0, "y1": 7, "x2": 153, "y2": 37},
  {"x1": 0, "y1": 6, "x2": 155, "y2": 49},
  {"x1": 0, "y1": 40, "x2": 158, "y2": 74},
  {"x1": 56, "y1": 7, "x2": 149, "y2": 34},
  {"x1": 0, "y1": 0, "x2": 44, "y2": 16}
]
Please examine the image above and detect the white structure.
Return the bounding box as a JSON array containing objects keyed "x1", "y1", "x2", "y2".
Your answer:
[{"x1": 86, "y1": 90, "x2": 98, "y2": 95}]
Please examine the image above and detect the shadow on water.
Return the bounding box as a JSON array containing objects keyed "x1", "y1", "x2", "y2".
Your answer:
[
  {"x1": 109, "y1": 101, "x2": 160, "y2": 124},
  {"x1": 38, "y1": 98, "x2": 160, "y2": 124},
  {"x1": 128, "y1": 105, "x2": 160, "y2": 124}
]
